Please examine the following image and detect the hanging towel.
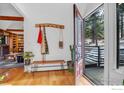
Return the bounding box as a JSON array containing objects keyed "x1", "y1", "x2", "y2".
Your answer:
[
  {"x1": 41, "y1": 27, "x2": 49, "y2": 54},
  {"x1": 37, "y1": 26, "x2": 42, "y2": 44}
]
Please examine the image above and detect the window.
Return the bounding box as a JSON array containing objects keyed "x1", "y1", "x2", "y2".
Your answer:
[{"x1": 117, "y1": 3, "x2": 124, "y2": 68}]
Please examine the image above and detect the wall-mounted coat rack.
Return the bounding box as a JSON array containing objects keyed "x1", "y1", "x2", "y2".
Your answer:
[
  {"x1": 35, "y1": 23, "x2": 64, "y2": 62},
  {"x1": 35, "y1": 23, "x2": 64, "y2": 29}
]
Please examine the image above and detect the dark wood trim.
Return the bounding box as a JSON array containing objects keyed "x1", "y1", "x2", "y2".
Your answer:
[
  {"x1": 0, "y1": 16, "x2": 24, "y2": 21},
  {"x1": 0, "y1": 29, "x2": 4, "y2": 31},
  {"x1": 73, "y1": 4, "x2": 76, "y2": 85},
  {"x1": 73, "y1": 4, "x2": 85, "y2": 85},
  {"x1": 74, "y1": 4, "x2": 83, "y2": 20},
  {"x1": 6, "y1": 29, "x2": 23, "y2": 32},
  {"x1": 73, "y1": 4, "x2": 84, "y2": 49},
  {"x1": 73, "y1": 4, "x2": 76, "y2": 47}
]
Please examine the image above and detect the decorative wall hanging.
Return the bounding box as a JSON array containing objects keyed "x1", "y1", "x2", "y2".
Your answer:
[
  {"x1": 41, "y1": 27, "x2": 49, "y2": 54},
  {"x1": 37, "y1": 26, "x2": 49, "y2": 54},
  {"x1": 59, "y1": 29, "x2": 64, "y2": 48}
]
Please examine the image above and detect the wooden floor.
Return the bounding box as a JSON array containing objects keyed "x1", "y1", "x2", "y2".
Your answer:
[
  {"x1": 0, "y1": 67, "x2": 91, "y2": 85},
  {"x1": 79, "y1": 76, "x2": 92, "y2": 85},
  {"x1": 0, "y1": 67, "x2": 75, "y2": 85}
]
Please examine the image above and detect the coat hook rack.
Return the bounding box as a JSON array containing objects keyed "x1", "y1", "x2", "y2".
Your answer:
[{"x1": 35, "y1": 23, "x2": 64, "y2": 29}]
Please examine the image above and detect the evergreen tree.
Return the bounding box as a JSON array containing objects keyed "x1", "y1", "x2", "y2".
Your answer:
[{"x1": 85, "y1": 8, "x2": 104, "y2": 45}]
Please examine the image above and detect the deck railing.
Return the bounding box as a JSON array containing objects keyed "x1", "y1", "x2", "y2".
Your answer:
[{"x1": 85, "y1": 46, "x2": 104, "y2": 67}]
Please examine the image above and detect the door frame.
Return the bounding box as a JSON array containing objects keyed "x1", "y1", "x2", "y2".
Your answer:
[{"x1": 73, "y1": 4, "x2": 84, "y2": 85}]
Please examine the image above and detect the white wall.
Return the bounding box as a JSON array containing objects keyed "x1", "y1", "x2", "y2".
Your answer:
[
  {"x1": 0, "y1": 21, "x2": 23, "y2": 30},
  {"x1": 104, "y1": 3, "x2": 124, "y2": 85},
  {"x1": 15, "y1": 3, "x2": 74, "y2": 61}
]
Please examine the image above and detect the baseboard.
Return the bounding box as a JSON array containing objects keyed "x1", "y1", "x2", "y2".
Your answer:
[
  {"x1": 31, "y1": 65, "x2": 68, "y2": 71},
  {"x1": 24, "y1": 62, "x2": 68, "y2": 72}
]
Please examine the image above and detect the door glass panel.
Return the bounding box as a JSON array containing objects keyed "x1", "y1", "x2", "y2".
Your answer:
[
  {"x1": 84, "y1": 5, "x2": 104, "y2": 85},
  {"x1": 117, "y1": 3, "x2": 124, "y2": 68}
]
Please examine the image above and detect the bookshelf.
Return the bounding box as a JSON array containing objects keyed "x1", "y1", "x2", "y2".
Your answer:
[
  {"x1": 18, "y1": 34, "x2": 24, "y2": 52},
  {"x1": 12, "y1": 34, "x2": 24, "y2": 53},
  {"x1": 12, "y1": 34, "x2": 17, "y2": 52}
]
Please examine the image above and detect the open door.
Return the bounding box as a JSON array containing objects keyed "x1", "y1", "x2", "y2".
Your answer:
[{"x1": 73, "y1": 4, "x2": 84, "y2": 85}]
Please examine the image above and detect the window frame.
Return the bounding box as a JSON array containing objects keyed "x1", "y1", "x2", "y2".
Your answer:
[{"x1": 116, "y1": 3, "x2": 120, "y2": 68}]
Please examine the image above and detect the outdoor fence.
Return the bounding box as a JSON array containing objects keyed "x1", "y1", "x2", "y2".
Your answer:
[{"x1": 85, "y1": 46, "x2": 104, "y2": 67}]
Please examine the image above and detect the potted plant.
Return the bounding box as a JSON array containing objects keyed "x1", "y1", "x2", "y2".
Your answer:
[
  {"x1": 68, "y1": 45, "x2": 75, "y2": 73},
  {"x1": 23, "y1": 52, "x2": 34, "y2": 65},
  {"x1": 70, "y1": 45, "x2": 75, "y2": 63}
]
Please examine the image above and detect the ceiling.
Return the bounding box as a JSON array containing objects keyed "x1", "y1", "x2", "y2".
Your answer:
[{"x1": 0, "y1": 3, "x2": 23, "y2": 34}]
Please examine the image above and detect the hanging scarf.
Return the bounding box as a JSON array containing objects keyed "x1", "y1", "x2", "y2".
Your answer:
[
  {"x1": 41, "y1": 27, "x2": 49, "y2": 54},
  {"x1": 37, "y1": 26, "x2": 42, "y2": 44}
]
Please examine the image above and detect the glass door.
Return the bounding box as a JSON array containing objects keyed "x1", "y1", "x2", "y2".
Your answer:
[
  {"x1": 84, "y1": 5, "x2": 104, "y2": 85},
  {"x1": 73, "y1": 4, "x2": 84, "y2": 85}
]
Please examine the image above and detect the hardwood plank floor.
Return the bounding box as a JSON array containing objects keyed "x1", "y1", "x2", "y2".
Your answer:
[
  {"x1": 78, "y1": 76, "x2": 92, "y2": 85},
  {"x1": 0, "y1": 67, "x2": 75, "y2": 85},
  {"x1": 0, "y1": 67, "x2": 91, "y2": 85}
]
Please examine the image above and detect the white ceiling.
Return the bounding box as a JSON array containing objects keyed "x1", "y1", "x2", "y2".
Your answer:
[
  {"x1": 0, "y1": 3, "x2": 22, "y2": 16},
  {"x1": 77, "y1": 3, "x2": 102, "y2": 18},
  {"x1": 0, "y1": 3, "x2": 23, "y2": 34}
]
